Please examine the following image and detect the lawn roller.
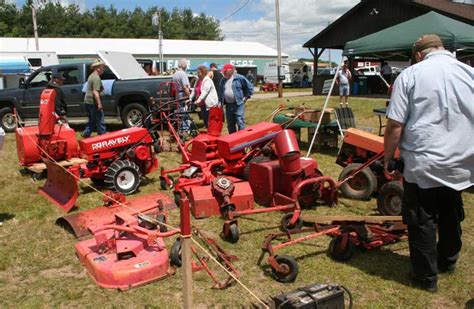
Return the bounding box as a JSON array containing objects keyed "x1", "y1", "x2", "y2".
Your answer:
[
  {"x1": 336, "y1": 128, "x2": 403, "y2": 215},
  {"x1": 16, "y1": 88, "x2": 164, "y2": 212},
  {"x1": 259, "y1": 215, "x2": 407, "y2": 283}
]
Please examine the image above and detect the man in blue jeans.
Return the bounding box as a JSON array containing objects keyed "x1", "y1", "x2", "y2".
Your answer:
[
  {"x1": 82, "y1": 59, "x2": 106, "y2": 137},
  {"x1": 218, "y1": 64, "x2": 254, "y2": 133}
]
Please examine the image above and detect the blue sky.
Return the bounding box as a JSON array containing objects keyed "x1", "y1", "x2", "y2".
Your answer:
[{"x1": 13, "y1": 0, "x2": 359, "y2": 61}]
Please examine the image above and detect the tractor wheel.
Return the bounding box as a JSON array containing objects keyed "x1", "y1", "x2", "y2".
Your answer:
[
  {"x1": 280, "y1": 212, "x2": 303, "y2": 232},
  {"x1": 328, "y1": 236, "x2": 356, "y2": 262},
  {"x1": 156, "y1": 213, "x2": 167, "y2": 233},
  {"x1": 160, "y1": 176, "x2": 174, "y2": 190},
  {"x1": 338, "y1": 163, "x2": 377, "y2": 200},
  {"x1": 170, "y1": 239, "x2": 182, "y2": 267},
  {"x1": 104, "y1": 160, "x2": 142, "y2": 194},
  {"x1": 121, "y1": 103, "x2": 148, "y2": 128},
  {"x1": 377, "y1": 181, "x2": 404, "y2": 216},
  {"x1": 243, "y1": 155, "x2": 270, "y2": 180},
  {"x1": 0, "y1": 107, "x2": 17, "y2": 133},
  {"x1": 271, "y1": 255, "x2": 299, "y2": 283},
  {"x1": 90, "y1": 177, "x2": 105, "y2": 187},
  {"x1": 223, "y1": 223, "x2": 240, "y2": 243}
]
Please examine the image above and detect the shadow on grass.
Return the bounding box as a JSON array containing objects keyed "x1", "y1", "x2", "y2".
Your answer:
[
  {"x1": 0, "y1": 213, "x2": 15, "y2": 223},
  {"x1": 345, "y1": 247, "x2": 412, "y2": 286}
]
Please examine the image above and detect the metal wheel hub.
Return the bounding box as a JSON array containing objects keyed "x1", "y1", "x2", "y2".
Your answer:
[
  {"x1": 116, "y1": 170, "x2": 136, "y2": 190},
  {"x1": 128, "y1": 110, "x2": 143, "y2": 126},
  {"x1": 2, "y1": 113, "x2": 16, "y2": 130}
]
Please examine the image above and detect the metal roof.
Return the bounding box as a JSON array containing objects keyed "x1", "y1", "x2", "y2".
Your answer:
[{"x1": 0, "y1": 37, "x2": 287, "y2": 58}]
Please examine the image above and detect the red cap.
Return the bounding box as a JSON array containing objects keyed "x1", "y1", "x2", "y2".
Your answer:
[{"x1": 221, "y1": 63, "x2": 234, "y2": 73}]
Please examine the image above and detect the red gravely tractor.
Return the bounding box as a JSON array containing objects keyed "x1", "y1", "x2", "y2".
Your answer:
[
  {"x1": 15, "y1": 88, "x2": 161, "y2": 211},
  {"x1": 336, "y1": 128, "x2": 403, "y2": 215}
]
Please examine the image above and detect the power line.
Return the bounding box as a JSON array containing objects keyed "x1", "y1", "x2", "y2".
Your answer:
[{"x1": 221, "y1": 0, "x2": 251, "y2": 21}]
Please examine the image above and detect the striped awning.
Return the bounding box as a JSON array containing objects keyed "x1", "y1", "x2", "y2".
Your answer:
[{"x1": 0, "y1": 57, "x2": 31, "y2": 74}]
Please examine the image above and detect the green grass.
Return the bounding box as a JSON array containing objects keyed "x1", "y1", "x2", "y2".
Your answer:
[{"x1": 0, "y1": 95, "x2": 472, "y2": 308}]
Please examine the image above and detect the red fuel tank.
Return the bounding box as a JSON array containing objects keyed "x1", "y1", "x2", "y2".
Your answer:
[{"x1": 216, "y1": 122, "x2": 281, "y2": 161}]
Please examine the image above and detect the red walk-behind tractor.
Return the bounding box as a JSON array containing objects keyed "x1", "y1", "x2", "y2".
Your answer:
[
  {"x1": 336, "y1": 128, "x2": 403, "y2": 215},
  {"x1": 15, "y1": 88, "x2": 160, "y2": 212}
]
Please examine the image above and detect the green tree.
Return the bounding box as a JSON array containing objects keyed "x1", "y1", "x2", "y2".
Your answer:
[{"x1": 0, "y1": 2, "x2": 223, "y2": 40}]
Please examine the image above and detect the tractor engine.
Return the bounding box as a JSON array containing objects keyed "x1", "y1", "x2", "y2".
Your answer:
[{"x1": 78, "y1": 127, "x2": 158, "y2": 180}]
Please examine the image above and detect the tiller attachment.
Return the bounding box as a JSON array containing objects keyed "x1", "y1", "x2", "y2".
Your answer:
[{"x1": 39, "y1": 160, "x2": 78, "y2": 212}]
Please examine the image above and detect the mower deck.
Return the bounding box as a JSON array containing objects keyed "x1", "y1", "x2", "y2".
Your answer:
[{"x1": 57, "y1": 192, "x2": 175, "y2": 238}]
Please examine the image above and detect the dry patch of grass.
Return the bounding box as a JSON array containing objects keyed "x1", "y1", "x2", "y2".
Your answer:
[{"x1": 0, "y1": 95, "x2": 472, "y2": 308}]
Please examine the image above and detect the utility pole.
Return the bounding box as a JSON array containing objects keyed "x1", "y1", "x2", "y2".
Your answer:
[
  {"x1": 152, "y1": 9, "x2": 164, "y2": 75},
  {"x1": 29, "y1": 0, "x2": 40, "y2": 51},
  {"x1": 275, "y1": 0, "x2": 283, "y2": 98}
]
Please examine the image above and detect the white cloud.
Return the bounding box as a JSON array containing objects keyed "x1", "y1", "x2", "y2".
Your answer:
[{"x1": 220, "y1": 0, "x2": 359, "y2": 59}]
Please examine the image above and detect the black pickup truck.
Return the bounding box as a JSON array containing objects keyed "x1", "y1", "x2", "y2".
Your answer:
[{"x1": 0, "y1": 51, "x2": 173, "y2": 132}]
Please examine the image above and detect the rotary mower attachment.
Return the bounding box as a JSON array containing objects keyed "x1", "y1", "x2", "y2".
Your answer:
[
  {"x1": 170, "y1": 227, "x2": 240, "y2": 289},
  {"x1": 57, "y1": 191, "x2": 175, "y2": 238},
  {"x1": 259, "y1": 215, "x2": 407, "y2": 283},
  {"x1": 75, "y1": 206, "x2": 180, "y2": 291}
]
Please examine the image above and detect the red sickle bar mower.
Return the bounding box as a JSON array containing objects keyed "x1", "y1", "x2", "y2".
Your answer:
[
  {"x1": 336, "y1": 128, "x2": 403, "y2": 215},
  {"x1": 259, "y1": 215, "x2": 407, "y2": 283}
]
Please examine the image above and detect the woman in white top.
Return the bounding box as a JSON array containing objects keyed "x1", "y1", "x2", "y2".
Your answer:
[{"x1": 190, "y1": 64, "x2": 219, "y2": 127}]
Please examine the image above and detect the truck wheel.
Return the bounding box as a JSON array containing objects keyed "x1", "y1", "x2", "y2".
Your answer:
[
  {"x1": 271, "y1": 255, "x2": 299, "y2": 283},
  {"x1": 338, "y1": 163, "x2": 377, "y2": 200},
  {"x1": 104, "y1": 160, "x2": 142, "y2": 194},
  {"x1": 377, "y1": 181, "x2": 404, "y2": 216},
  {"x1": 121, "y1": 103, "x2": 148, "y2": 128},
  {"x1": 0, "y1": 107, "x2": 17, "y2": 132}
]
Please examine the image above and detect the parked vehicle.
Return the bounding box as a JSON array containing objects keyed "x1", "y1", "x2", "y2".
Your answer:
[
  {"x1": 263, "y1": 62, "x2": 291, "y2": 86},
  {"x1": 355, "y1": 65, "x2": 381, "y2": 76},
  {"x1": 0, "y1": 51, "x2": 172, "y2": 132}
]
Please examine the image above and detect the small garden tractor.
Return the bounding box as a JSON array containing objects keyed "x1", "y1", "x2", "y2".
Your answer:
[
  {"x1": 16, "y1": 88, "x2": 164, "y2": 211},
  {"x1": 336, "y1": 128, "x2": 403, "y2": 215}
]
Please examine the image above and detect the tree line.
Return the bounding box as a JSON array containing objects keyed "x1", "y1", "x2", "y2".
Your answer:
[{"x1": 0, "y1": 1, "x2": 223, "y2": 40}]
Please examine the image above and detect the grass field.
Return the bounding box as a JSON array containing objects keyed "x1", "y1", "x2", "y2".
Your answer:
[{"x1": 0, "y1": 95, "x2": 472, "y2": 308}]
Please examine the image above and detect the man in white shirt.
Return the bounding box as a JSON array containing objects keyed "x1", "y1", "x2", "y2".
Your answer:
[
  {"x1": 336, "y1": 61, "x2": 352, "y2": 105},
  {"x1": 384, "y1": 34, "x2": 473, "y2": 292}
]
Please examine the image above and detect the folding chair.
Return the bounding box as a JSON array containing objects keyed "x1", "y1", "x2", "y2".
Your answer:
[{"x1": 335, "y1": 106, "x2": 373, "y2": 139}]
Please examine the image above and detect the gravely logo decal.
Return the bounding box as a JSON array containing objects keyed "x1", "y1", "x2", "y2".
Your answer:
[{"x1": 91, "y1": 135, "x2": 130, "y2": 150}]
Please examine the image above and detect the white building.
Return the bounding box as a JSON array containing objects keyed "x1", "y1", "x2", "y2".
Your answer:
[{"x1": 0, "y1": 37, "x2": 288, "y2": 75}]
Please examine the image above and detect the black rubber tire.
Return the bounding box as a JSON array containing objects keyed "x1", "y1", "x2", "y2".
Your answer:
[
  {"x1": 156, "y1": 213, "x2": 167, "y2": 233},
  {"x1": 104, "y1": 160, "x2": 142, "y2": 194},
  {"x1": 377, "y1": 181, "x2": 404, "y2": 216},
  {"x1": 174, "y1": 191, "x2": 182, "y2": 208},
  {"x1": 271, "y1": 255, "x2": 299, "y2": 283},
  {"x1": 328, "y1": 236, "x2": 356, "y2": 262},
  {"x1": 170, "y1": 239, "x2": 182, "y2": 267},
  {"x1": 121, "y1": 103, "x2": 148, "y2": 128},
  {"x1": 338, "y1": 163, "x2": 377, "y2": 200},
  {"x1": 243, "y1": 155, "x2": 270, "y2": 180},
  {"x1": 223, "y1": 223, "x2": 240, "y2": 243},
  {"x1": 0, "y1": 107, "x2": 16, "y2": 132},
  {"x1": 280, "y1": 212, "x2": 303, "y2": 232},
  {"x1": 160, "y1": 176, "x2": 174, "y2": 190},
  {"x1": 31, "y1": 170, "x2": 47, "y2": 181}
]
